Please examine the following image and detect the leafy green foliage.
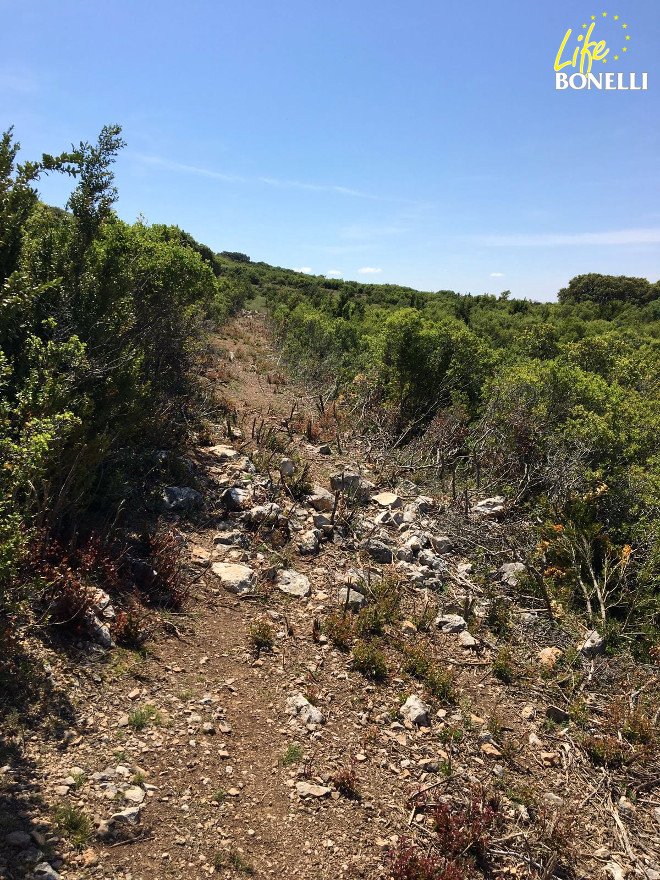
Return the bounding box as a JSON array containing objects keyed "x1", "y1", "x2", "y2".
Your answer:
[
  {"x1": 54, "y1": 805, "x2": 92, "y2": 849},
  {"x1": 248, "y1": 619, "x2": 274, "y2": 654},
  {"x1": 127, "y1": 705, "x2": 162, "y2": 731},
  {"x1": 280, "y1": 743, "x2": 303, "y2": 766},
  {"x1": 239, "y1": 255, "x2": 660, "y2": 654},
  {"x1": 323, "y1": 610, "x2": 354, "y2": 650},
  {"x1": 352, "y1": 641, "x2": 388, "y2": 680},
  {"x1": 424, "y1": 665, "x2": 458, "y2": 704},
  {"x1": 492, "y1": 648, "x2": 516, "y2": 684},
  {"x1": 558, "y1": 272, "x2": 659, "y2": 307},
  {"x1": 0, "y1": 126, "x2": 244, "y2": 646}
]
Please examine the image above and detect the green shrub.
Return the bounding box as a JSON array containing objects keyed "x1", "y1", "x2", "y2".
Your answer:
[
  {"x1": 485, "y1": 596, "x2": 512, "y2": 637},
  {"x1": 0, "y1": 125, "x2": 227, "y2": 661},
  {"x1": 323, "y1": 611, "x2": 353, "y2": 650},
  {"x1": 352, "y1": 641, "x2": 388, "y2": 681},
  {"x1": 492, "y1": 648, "x2": 516, "y2": 684},
  {"x1": 128, "y1": 705, "x2": 162, "y2": 731},
  {"x1": 54, "y1": 806, "x2": 91, "y2": 849},
  {"x1": 355, "y1": 605, "x2": 386, "y2": 638},
  {"x1": 582, "y1": 735, "x2": 629, "y2": 768},
  {"x1": 248, "y1": 619, "x2": 274, "y2": 654},
  {"x1": 369, "y1": 575, "x2": 402, "y2": 623},
  {"x1": 281, "y1": 743, "x2": 303, "y2": 766},
  {"x1": 402, "y1": 642, "x2": 433, "y2": 679},
  {"x1": 424, "y1": 665, "x2": 457, "y2": 704}
]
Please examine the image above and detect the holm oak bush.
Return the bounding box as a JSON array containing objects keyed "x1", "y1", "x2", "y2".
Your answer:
[{"x1": 0, "y1": 125, "x2": 245, "y2": 655}]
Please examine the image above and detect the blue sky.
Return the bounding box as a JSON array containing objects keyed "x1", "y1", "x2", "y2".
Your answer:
[{"x1": 1, "y1": 0, "x2": 659, "y2": 300}]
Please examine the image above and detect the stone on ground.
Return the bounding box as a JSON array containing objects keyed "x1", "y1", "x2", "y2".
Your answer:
[
  {"x1": 211, "y1": 562, "x2": 255, "y2": 595},
  {"x1": 279, "y1": 457, "x2": 295, "y2": 477},
  {"x1": 243, "y1": 502, "x2": 281, "y2": 524},
  {"x1": 286, "y1": 692, "x2": 325, "y2": 726},
  {"x1": 458, "y1": 630, "x2": 478, "y2": 648},
  {"x1": 33, "y1": 864, "x2": 61, "y2": 880},
  {"x1": 296, "y1": 781, "x2": 331, "y2": 798},
  {"x1": 337, "y1": 587, "x2": 365, "y2": 609},
  {"x1": 212, "y1": 530, "x2": 245, "y2": 546},
  {"x1": 538, "y1": 646, "x2": 563, "y2": 667},
  {"x1": 580, "y1": 630, "x2": 605, "y2": 657},
  {"x1": 429, "y1": 535, "x2": 452, "y2": 554},
  {"x1": 472, "y1": 496, "x2": 505, "y2": 517},
  {"x1": 373, "y1": 491, "x2": 402, "y2": 509},
  {"x1": 499, "y1": 561, "x2": 526, "y2": 586},
  {"x1": 400, "y1": 695, "x2": 431, "y2": 727},
  {"x1": 330, "y1": 471, "x2": 376, "y2": 501},
  {"x1": 123, "y1": 786, "x2": 145, "y2": 804},
  {"x1": 83, "y1": 610, "x2": 115, "y2": 649},
  {"x1": 221, "y1": 486, "x2": 252, "y2": 511},
  {"x1": 162, "y1": 486, "x2": 202, "y2": 511},
  {"x1": 277, "y1": 569, "x2": 311, "y2": 598},
  {"x1": 297, "y1": 530, "x2": 320, "y2": 555},
  {"x1": 435, "y1": 614, "x2": 467, "y2": 633},
  {"x1": 546, "y1": 705, "x2": 569, "y2": 724},
  {"x1": 308, "y1": 486, "x2": 334, "y2": 512},
  {"x1": 6, "y1": 831, "x2": 31, "y2": 847},
  {"x1": 363, "y1": 539, "x2": 393, "y2": 564},
  {"x1": 208, "y1": 444, "x2": 239, "y2": 461}
]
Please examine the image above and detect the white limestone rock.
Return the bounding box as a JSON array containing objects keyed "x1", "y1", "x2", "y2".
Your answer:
[
  {"x1": 400, "y1": 695, "x2": 431, "y2": 727},
  {"x1": 277, "y1": 569, "x2": 311, "y2": 598},
  {"x1": 211, "y1": 562, "x2": 255, "y2": 595}
]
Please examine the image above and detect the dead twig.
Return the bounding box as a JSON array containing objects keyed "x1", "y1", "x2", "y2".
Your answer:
[{"x1": 109, "y1": 834, "x2": 155, "y2": 848}]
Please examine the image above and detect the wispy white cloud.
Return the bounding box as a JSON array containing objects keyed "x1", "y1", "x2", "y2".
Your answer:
[
  {"x1": 326, "y1": 270, "x2": 342, "y2": 276},
  {"x1": 259, "y1": 177, "x2": 376, "y2": 199},
  {"x1": 293, "y1": 267, "x2": 312, "y2": 274},
  {"x1": 473, "y1": 228, "x2": 660, "y2": 247},
  {"x1": 132, "y1": 153, "x2": 379, "y2": 200},
  {"x1": 489, "y1": 272, "x2": 504, "y2": 277},
  {"x1": 133, "y1": 154, "x2": 247, "y2": 182},
  {"x1": 358, "y1": 267, "x2": 383, "y2": 274}
]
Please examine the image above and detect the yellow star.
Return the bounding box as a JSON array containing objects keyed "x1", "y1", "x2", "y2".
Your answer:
[
  {"x1": 602, "y1": 11, "x2": 607, "y2": 16},
  {"x1": 623, "y1": 46, "x2": 627, "y2": 51},
  {"x1": 626, "y1": 35, "x2": 630, "y2": 39},
  {"x1": 592, "y1": 15, "x2": 596, "y2": 19},
  {"x1": 622, "y1": 23, "x2": 627, "y2": 28},
  {"x1": 614, "y1": 14, "x2": 618, "y2": 19},
  {"x1": 583, "y1": 23, "x2": 587, "y2": 28},
  {"x1": 614, "y1": 55, "x2": 618, "y2": 59}
]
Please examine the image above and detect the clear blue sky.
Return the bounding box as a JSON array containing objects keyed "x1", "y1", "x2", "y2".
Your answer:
[{"x1": 2, "y1": 0, "x2": 659, "y2": 300}]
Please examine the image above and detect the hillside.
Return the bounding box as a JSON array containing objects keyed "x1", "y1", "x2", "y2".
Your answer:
[
  {"x1": 2, "y1": 312, "x2": 659, "y2": 880},
  {"x1": 1, "y1": 126, "x2": 660, "y2": 880}
]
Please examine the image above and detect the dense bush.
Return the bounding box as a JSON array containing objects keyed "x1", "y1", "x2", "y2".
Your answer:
[
  {"x1": 558, "y1": 272, "x2": 660, "y2": 307},
  {"x1": 0, "y1": 125, "x2": 239, "y2": 632},
  {"x1": 231, "y1": 255, "x2": 660, "y2": 655}
]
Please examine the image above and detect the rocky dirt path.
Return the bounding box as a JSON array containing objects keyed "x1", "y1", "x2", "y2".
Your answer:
[{"x1": 3, "y1": 313, "x2": 660, "y2": 880}]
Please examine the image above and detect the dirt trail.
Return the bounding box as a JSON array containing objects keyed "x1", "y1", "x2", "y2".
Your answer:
[
  {"x1": 2, "y1": 314, "x2": 394, "y2": 880},
  {"x1": 96, "y1": 314, "x2": 381, "y2": 880}
]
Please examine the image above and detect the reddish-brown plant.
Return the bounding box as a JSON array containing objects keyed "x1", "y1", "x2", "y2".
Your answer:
[
  {"x1": 388, "y1": 840, "x2": 468, "y2": 880},
  {"x1": 146, "y1": 526, "x2": 188, "y2": 608}
]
